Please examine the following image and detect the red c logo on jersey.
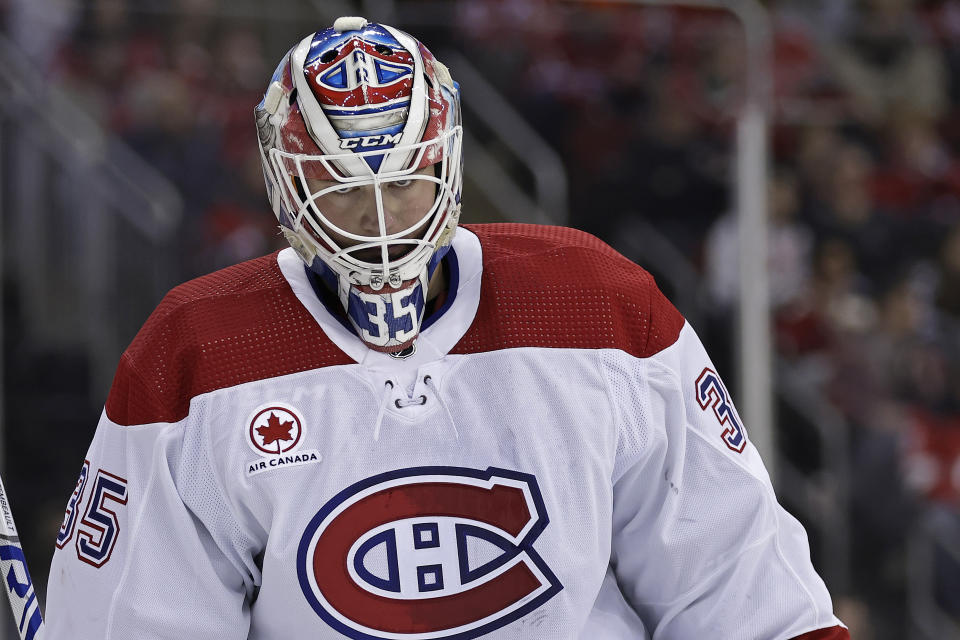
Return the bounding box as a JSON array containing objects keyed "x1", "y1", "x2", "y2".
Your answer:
[{"x1": 297, "y1": 467, "x2": 562, "y2": 639}]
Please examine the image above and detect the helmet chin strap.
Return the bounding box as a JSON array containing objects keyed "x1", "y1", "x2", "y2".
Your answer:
[{"x1": 337, "y1": 268, "x2": 431, "y2": 354}]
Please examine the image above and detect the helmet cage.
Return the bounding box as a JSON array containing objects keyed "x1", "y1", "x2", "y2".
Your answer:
[{"x1": 267, "y1": 125, "x2": 463, "y2": 289}]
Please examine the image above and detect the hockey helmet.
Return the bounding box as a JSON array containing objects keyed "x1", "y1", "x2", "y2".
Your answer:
[{"x1": 255, "y1": 16, "x2": 463, "y2": 354}]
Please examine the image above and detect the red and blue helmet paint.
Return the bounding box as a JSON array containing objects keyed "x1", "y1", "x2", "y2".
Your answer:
[{"x1": 303, "y1": 23, "x2": 416, "y2": 170}]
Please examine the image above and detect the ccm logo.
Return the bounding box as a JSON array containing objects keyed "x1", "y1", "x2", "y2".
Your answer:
[
  {"x1": 297, "y1": 467, "x2": 562, "y2": 639},
  {"x1": 340, "y1": 133, "x2": 402, "y2": 149}
]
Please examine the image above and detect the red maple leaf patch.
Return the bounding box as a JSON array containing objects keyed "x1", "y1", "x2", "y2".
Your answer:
[{"x1": 256, "y1": 412, "x2": 295, "y2": 446}]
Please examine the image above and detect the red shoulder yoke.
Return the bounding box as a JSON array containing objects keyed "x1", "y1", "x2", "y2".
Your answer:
[
  {"x1": 105, "y1": 253, "x2": 351, "y2": 426},
  {"x1": 454, "y1": 224, "x2": 685, "y2": 358}
]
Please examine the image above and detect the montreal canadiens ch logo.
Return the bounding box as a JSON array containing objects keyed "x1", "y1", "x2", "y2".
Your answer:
[
  {"x1": 297, "y1": 467, "x2": 562, "y2": 639},
  {"x1": 247, "y1": 404, "x2": 303, "y2": 455}
]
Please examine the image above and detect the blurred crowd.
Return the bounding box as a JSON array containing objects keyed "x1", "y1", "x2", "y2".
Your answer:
[
  {"x1": 6, "y1": 0, "x2": 283, "y2": 274},
  {"x1": 4, "y1": 0, "x2": 960, "y2": 638}
]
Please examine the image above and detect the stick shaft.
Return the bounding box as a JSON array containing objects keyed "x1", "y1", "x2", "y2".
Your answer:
[{"x1": 0, "y1": 475, "x2": 44, "y2": 640}]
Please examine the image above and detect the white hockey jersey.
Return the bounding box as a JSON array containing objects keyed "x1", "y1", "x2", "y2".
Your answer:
[{"x1": 46, "y1": 224, "x2": 849, "y2": 640}]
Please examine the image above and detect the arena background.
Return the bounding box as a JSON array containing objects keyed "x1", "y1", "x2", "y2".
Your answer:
[{"x1": 2, "y1": 0, "x2": 960, "y2": 638}]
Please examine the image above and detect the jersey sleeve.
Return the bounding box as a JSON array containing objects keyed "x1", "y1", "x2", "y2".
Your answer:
[
  {"x1": 45, "y1": 357, "x2": 261, "y2": 640},
  {"x1": 603, "y1": 320, "x2": 848, "y2": 640}
]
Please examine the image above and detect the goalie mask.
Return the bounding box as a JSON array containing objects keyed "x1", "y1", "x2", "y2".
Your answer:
[{"x1": 256, "y1": 17, "x2": 463, "y2": 354}]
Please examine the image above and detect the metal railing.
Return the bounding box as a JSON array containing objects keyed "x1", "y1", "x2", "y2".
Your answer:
[
  {"x1": 443, "y1": 52, "x2": 569, "y2": 226},
  {"x1": 0, "y1": 35, "x2": 183, "y2": 398},
  {"x1": 776, "y1": 362, "x2": 852, "y2": 595}
]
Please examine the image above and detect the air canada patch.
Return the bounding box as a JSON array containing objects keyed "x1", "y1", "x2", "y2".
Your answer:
[
  {"x1": 297, "y1": 466, "x2": 562, "y2": 639},
  {"x1": 245, "y1": 402, "x2": 321, "y2": 477}
]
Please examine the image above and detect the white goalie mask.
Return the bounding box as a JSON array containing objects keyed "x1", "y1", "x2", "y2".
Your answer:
[{"x1": 255, "y1": 17, "x2": 463, "y2": 354}]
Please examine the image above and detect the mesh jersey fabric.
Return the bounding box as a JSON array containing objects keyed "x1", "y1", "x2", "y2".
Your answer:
[
  {"x1": 454, "y1": 224, "x2": 683, "y2": 356},
  {"x1": 48, "y1": 224, "x2": 848, "y2": 640},
  {"x1": 106, "y1": 254, "x2": 353, "y2": 425}
]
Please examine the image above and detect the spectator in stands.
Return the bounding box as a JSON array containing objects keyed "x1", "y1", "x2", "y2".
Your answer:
[
  {"x1": 705, "y1": 166, "x2": 813, "y2": 314},
  {"x1": 807, "y1": 140, "x2": 905, "y2": 285}
]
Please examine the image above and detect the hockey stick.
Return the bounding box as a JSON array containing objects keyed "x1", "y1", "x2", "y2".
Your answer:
[{"x1": 0, "y1": 474, "x2": 44, "y2": 640}]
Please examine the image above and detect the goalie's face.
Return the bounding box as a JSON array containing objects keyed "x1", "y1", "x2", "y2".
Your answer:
[
  {"x1": 304, "y1": 165, "x2": 437, "y2": 263},
  {"x1": 270, "y1": 135, "x2": 457, "y2": 289}
]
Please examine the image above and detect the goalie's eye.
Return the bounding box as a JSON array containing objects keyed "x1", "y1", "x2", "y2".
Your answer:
[
  {"x1": 390, "y1": 179, "x2": 414, "y2": 188},
  {"x1": 333, "y1": 185, "x2": 358, "y2": 195}
]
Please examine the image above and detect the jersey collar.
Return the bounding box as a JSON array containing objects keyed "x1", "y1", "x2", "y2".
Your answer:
[{"x1": 277, "y1": 227, "x2": 483, "y2": 369}]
